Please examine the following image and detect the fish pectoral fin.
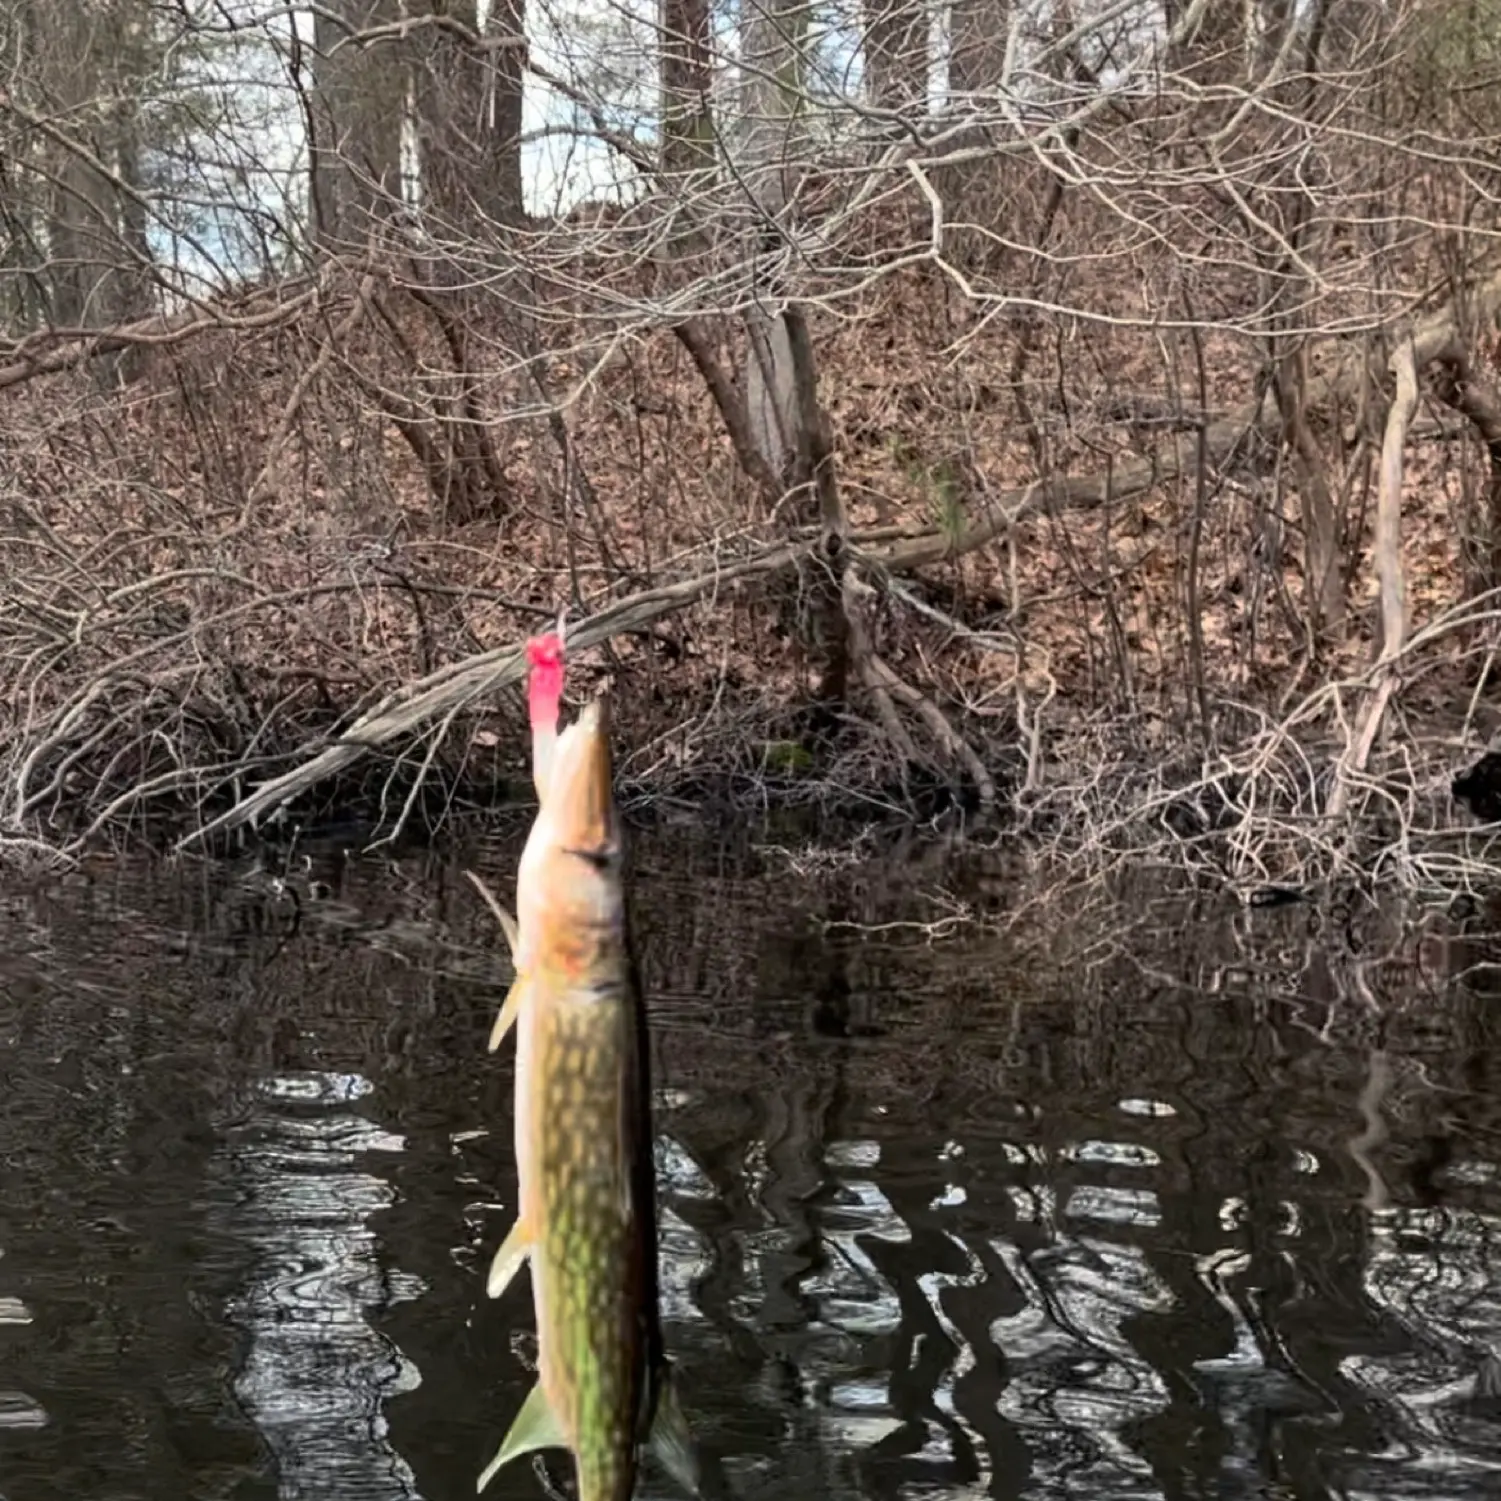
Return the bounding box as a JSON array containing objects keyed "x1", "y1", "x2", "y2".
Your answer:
[
  {"x1": 494, "y1": 907, "x2": 520, "y2": 958},
  {"x1": 486, "y1": 975, "x2": 527, "y2": 1053},
  {"x1": 647, "y1": 1367, "x2": 701, "y2": 1497},
  {"x1": 476, "y1": 1381, "x2": 566, "y2": 1494},
  {"x1": 486, "y1": 1218, "x2": 531, "y2": 1299},
  {"x1": 464, "y1": 870, "x2": 521, "y2": 959},
  {"x1": 498, "y1": 906, "x2": 522, "y2": 954}
]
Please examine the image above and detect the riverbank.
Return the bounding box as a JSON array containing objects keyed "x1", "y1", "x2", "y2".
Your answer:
[{"x1": 2, "y1": 260, "x2": 1499, "y2": 887}]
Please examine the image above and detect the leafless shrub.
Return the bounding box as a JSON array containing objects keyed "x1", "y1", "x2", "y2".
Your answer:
[{"x1": 0, "y1": 0, "x2": 1500, "y2": 884}]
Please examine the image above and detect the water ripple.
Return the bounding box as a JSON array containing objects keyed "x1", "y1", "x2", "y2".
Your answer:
[{"x1": 212, "y1": 1071, "x2": 423, "y2": 1501}]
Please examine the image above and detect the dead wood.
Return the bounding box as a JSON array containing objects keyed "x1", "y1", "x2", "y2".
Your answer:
[
  {"x1": 842, "y1": 568, "x2": 920, "y2": 764},
  {"x1": 177, "y1": 539, "x2": 805, "y2": 846},
  {"x1": 161, "y1": 264, "x2": 1501, "y2": 844},
  {"x1": 866, "y1": 651, "x2": 996, "y2": 810},
  {"x1": 0, "y1": 279, "x2": 320, "y2": 391},
  {"x1": 1374, "y1": 340, "x2": 1416, "y2": 665},
  {"x1": 1328, "y1": 336, "x2": 1417, "y2": 819}
]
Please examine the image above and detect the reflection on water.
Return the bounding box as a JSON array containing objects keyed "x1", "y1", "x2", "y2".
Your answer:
[
  {"x1": 212, "y1": 1070, "x2": 423, "y2": 1500},
  {"x1": 0, "y1": 836, "x2": 1498, "y2": 1500}
]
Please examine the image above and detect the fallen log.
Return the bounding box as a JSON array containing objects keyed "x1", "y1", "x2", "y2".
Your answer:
[{"x1": 0, "y1": 278, "x2": 321, "y2": 392}]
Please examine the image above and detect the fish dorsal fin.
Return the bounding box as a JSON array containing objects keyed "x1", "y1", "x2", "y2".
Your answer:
[
  {"x1": 477, "y1": 1381, "x2": 566, "y2": 1494},
  {"x1": 486, "y1": 1218, "x2": 531, "y2": 1299},
  {"x1": 647, "y1": 1367, "x2": 701, "y2": 1497}
]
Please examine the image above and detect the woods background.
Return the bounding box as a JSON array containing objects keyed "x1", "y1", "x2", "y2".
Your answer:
[{"x1": 2, "y1": 0, "x2": 1500, "y2": 876}]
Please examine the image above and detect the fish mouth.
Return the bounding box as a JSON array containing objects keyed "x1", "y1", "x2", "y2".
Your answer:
[
  {"x1": 549, "y1": 694, "x2": 616, "y2": 851},
  {"x1": 564, "y1": 843, "x2": 617, "y2": 870}
]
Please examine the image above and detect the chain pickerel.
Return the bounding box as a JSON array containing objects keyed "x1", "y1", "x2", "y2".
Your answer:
[{"x1": 476, "y1": 693, "x2": 698, "y2": 1501}]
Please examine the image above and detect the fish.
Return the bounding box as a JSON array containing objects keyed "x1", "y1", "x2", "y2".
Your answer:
[{"x1": 476, "y1": 693, "x2": 698, "y2": 1501}]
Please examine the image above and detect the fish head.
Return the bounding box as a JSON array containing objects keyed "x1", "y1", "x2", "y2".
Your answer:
[{"x1": 522, "y1": 694, "x2": 625, "y2": 970}]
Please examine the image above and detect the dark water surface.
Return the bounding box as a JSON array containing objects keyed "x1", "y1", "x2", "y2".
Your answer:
[{"x1": 1, "y1": 824, "x2": 1500, "y2": 1501}]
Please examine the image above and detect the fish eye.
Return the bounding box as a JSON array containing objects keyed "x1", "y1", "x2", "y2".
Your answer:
[{"x1": 565, "y1": 845, "x2": 616, "y2": 872}]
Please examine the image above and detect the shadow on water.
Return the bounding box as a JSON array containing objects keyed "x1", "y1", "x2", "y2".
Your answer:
[{"x1": 0, "y1": 826, "x2": 1500, "y2": 1500}]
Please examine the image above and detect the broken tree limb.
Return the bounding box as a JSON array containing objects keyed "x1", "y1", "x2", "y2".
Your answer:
[
  {"x1": 866, "y1": 652, "x2": 998, "y2": 811},
  {"x1": 1374, "y1": 339, "x2": 1417, "y2": 664},
  {"x1": 0, "y1": 278, "x2": 320, "y2": 391},
  {"x1": 177, "y1": 538, "x2": 803, "y2": 846},
  {"x1": 845, "y1": 569, "x2": 996, "y2": 807}
]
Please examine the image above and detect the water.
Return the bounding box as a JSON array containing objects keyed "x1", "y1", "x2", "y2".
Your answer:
[{"x1": 0, "y1": 825, "x2": 1499, "y2": 1501}]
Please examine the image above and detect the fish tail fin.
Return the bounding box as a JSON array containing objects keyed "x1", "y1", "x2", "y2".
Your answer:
[
  {"x1": 477, "y1": 1380, "x2": 566, "y2": 1494},
  {"x1": 648, "y1": 1363, "x2": 701, "y2": 1497},
  {"x1": 486, "y1": 1217, "x2": 531, "y2": 1299}
]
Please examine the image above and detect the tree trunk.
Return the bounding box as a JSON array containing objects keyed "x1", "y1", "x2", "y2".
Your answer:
[
  {"x1": 30, "y1": 0, "x2": 154, "y2": 367},
  {"x1": 1167, "y1": 0, "x2": 1246, "y2": 83},
  {"x1": 735, "y1": 0, "x2": 806, "y2": 487},
  {"x1": 483, "y1": 0, "x2": 527, "y2": 224},
  {"x1": 410, "y1": 0, "x2": 526, "y2": 235},
  {"x1": 44, "y1": 6, "x2": 113, "y2": 326},
  {"x1": 784, "y1": 306, "x2": 852, "y2": 702},
  {"x1": 948, "y1": 0, "x2": 1009, "y2": 98},
  {"x1": 661, "y1": 0, "x2": 714, "y2": 179},
  {"x1": 1275, "y1": 347, "x2": 1345, "y2": 639},
  {"x1": 309, "y1": 0, "x2": 404, "y2": 252},
  {"x1": 732, "y1": 0, "x2": 856, "y2": 706},
  {"x1": 864, "y1": 0, "x2": 928, "y2": 113},
  {"x1": 103, "y1": 1, "x2": 153, "y2": 381}
]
